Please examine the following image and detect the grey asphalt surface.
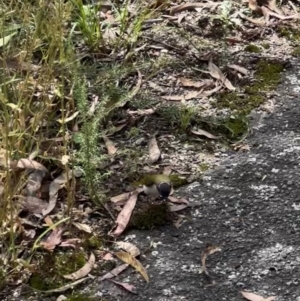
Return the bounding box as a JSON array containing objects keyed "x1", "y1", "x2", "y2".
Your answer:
[{"x1": 90, "y1": 59, "x2": 300, "y2": 301}]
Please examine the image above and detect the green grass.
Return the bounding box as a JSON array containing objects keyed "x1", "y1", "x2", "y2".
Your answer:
[{"x1": 0, "y1": 0, "x2": 153, "y2": 292}]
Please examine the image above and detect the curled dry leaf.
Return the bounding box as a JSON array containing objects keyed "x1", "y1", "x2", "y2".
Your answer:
[
  {"x1": 115, "y1": 241, "x2": 140, "y2": 257},
  {"x1": 100, "y1": 263, "x2": 129, "y2": 281},
  {"x1": 148, "y1": 136, "x2": 161, "y2": 163},
  {"x1": 191, "y1": 129, "x2": 218, "y2": 140},
  {"x1": 72, "y1": 222, "x2": 92, "y2": 234},
  {"x1": 42, "y1": 170, "x2": 73, "y2": 216},
  {"x1": 115, "y1": 251, "x2": 149, "y2": 283},
  {"x1": 112, "y1": 190, "x2": 139, "y2": 236},
  {"x1": 241, "y1": 291, "x2": 276, "y2": 301},
  {"x1": 168, "y1": 203, "x2": 189, "y2": 212},
  {"x1": 110, "y1": 280, "x2": 137, "y2": 294},
  {"x1": 63, "y1": 253, "x2": 95, "y2": 280},
  {"x1": 168, "y1": 196, "x2": 189, "y2": 204},
  {"x1": 57, "y1": 111, "x2": 79, "y2": 124},
  {"x1": 208, "y1": 60, "x2": 235, "y2": 91},
  {"x1": 201, "y1": 244, "x2": 221, "y2": 276},
  {"x1": 16, "y1": 159, "x2": 48, "y2": 172},
  {"x1": 103, "y1": 136, "x2": 117, "y2": 155}
]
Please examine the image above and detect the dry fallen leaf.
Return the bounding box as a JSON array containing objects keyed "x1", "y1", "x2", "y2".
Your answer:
[
  {"x1": 16, "y1": 159, "x2": 48, "y2": 171},
  {"x1": 63, "y1": 253, "x2": 95, "y2": 280},
  {"x1": 191, "y1": 129, "x2": 218, "y2": 140},
  {"x1": 22, "y1": 196, "x2": 48, "y2": 214},
  {"x1": 241, "y1": 291, "x2": 276, "y2": 301},
  {"x1": 110, "y1": 192, "x2": 130, "y2": 204},
  {"x1": 26, "y1": 169, "x2": 46, "y2": 196},
  {"x1": 42, "y1": 277, "x2": 90, "y2": 293},
  {"x1": 168, "y1": 203, "x2": 189, "y2": 212},
  {"x1": 228, "y1": 64, "x2": 249, "y2": 76},
  {"x1": 201, "y1": 244, "x2": 221, "y2": 276},
  {"x1": 208, "y1": 60, "x2": 235, "y2": 91},
  {"x1": 110, "y1": 280, "x2": 137, "y2": 294},
  {"x1": 42, "y1": 170, "x2": 72, "y2": 216},
  {"x1": 103, "y1": 136, "x2": 117, "y2": 155},
  {"x1": 178, "y1": 78, "x2": 214, "y2": 88},
  {"x1": 115, "y1": 241, "x2": 140, "y2": 257},
  {"x1": 112, "y1": 190, "x2": 139, "y2": 236},
  {"x1": 72, "y1": 222, "x2": 92, "y2": 234},
  {"x1": 40, "y1": 228, "x2": 63, "y2": 251},
  {"x1": 148, "y1": 135, "x2": 161, "y2": 163},
  {"x1": 115, "y1": 251, "x2": 149, "y2": 283},
  {"x1": 168, "y1": 196, "x2": 189, "y2": 204},
  {"x1": 100, "y1": 263, "x2": 129, "y2": 281}
]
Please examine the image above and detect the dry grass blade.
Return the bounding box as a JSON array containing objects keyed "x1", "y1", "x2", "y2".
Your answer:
[
  {"x1": 191, "y1": 129, "x2": 218, "y2": 139},
  {"x1": 127, "y1": 108, "x2": 155, "y2": 116},
  {"x1": 228, "y1": 64, "x2": 249, "y2": 76},
  {"x1": 41, "y1": 277, "x2": 90, "y2": 293},
  {"x1": 112, "y1": 190, "x2": 139, "y2": 236},
  {"x1": 110, "y1": 280, "x2": 137, "y2": 294},
  {"x1": 241, "y1": 291, "x2": 276, "y2": 301},
  {"x1": 208, "y1": 61, "x2": 235, "y2": 91},
  {"x1": 115, "y1": 251, "x2": 149, "y2": 283},
  {"x1": 239, "y1": 12, "x2": 265, "y2": 26},
  {"x1": 100, "y1": 263, "x2": 129, "y2": 281},
  {"x1": 115, "y1": 241, "x2": 140, "y2": 257},
  {"x1": 267, "y1": 0, "x2": 283, "y2": 15},
  {"x1": 63, "y1": 253, "x2": 95, "y2": 280},
  {"x1": 148, "y1": 135, "x2": 161, "y2": 163},
  {"x1": 170, "y1": 2, "x2": 221, "y2": 14},
  {"x1": 201, "y1": 244, "x2": 221, "y2": 276},
  {"x1": 103, "y1": 136, "x2": 117, "y2": 155},
  {"x1": 110, "y1": 192, "x2": 130, "y2": 204}
]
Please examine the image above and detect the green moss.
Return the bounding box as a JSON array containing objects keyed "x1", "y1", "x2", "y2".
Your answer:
[
  {"x1": 219, "y1": 115, "x2": 249, "y2": 140},
  {"x1": 292, "y1": 46, "x2": 300, "y2": 57},
  {"x1": 244, "y1": 44, "x2": 262, "y2": 53},
  {"x1": 216, "y1": 91, "x2": 264, "y2": 114},
  {"x1": 199, "y1": 163, "x2": 210, "y2": 172},
  {"x1": 169, "y1": 174, "x2": 188, "y2": 188},
  {"x1": 83, "y1": 235, "x2": 103, "y2": 250},
  {"x1": 66, "y1": 294, "x2": 100, "y2": 301},
  {"x1": 261, "y1": 43, "x2": 270, "y2": 49},
  {"x1": 130, "y1": 203, "x2": 169, "y2": 230},
  {"x1": 215, "y1": 60, "x2": 284, "y2": 116},
  {"x1": 29, "y1": 250, "x2": 87, "y2": 291},
  {"x1": 278, "y1": 26, "x2": 300, "y2": 41}
]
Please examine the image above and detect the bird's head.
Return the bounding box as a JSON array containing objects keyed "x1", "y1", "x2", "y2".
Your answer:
[{"x1": 157, "y1": 182, "x2": 171, "y2": 200}]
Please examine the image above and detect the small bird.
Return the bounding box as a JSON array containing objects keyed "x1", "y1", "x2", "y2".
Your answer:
[{"x1": 142, "y1": 174, "x2": 172, "y2": 200}]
